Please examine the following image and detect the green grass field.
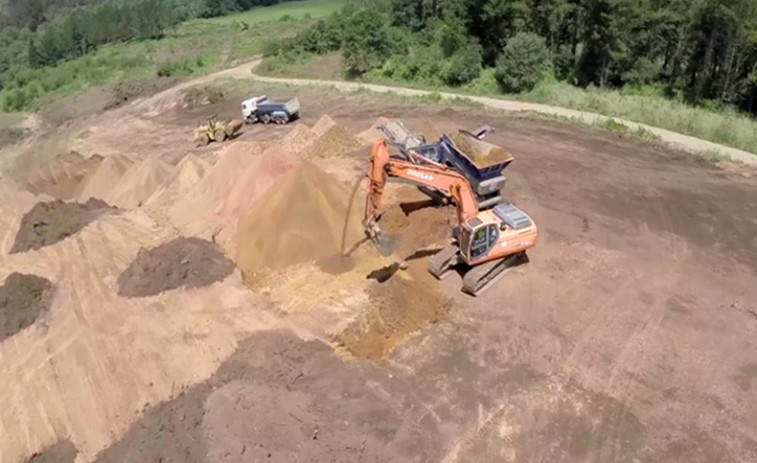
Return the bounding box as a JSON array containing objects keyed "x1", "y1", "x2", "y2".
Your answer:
[{"x1": 0, "y1": 0, "x2": 348, "y2": 111}]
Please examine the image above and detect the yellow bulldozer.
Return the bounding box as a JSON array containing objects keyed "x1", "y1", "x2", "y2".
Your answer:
[{"x1": 194, "y1": 115, "x2": 244, "y2": 146}]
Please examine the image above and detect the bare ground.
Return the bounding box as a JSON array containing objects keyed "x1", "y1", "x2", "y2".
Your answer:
[{"x1": 1, "y1": 74, "x2": 756, "y2": 463}]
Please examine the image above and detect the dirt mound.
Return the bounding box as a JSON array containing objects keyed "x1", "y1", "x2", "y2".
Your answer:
[
  {"x1": 25, "y1": 154, "x2": 104, "y2": 200},
  {"x1": 300, "y1": 120, "x2": 361, "y2": 160},
  {"x1": 379, "y1": 197, "x2": 457, "y2": 257},
  {"x1": 107, "y1": 77, "x2": 180, "y2": 110},
  {"x1": 357, "y1": 116, "x2": 391, "y2": 144},
  {"x1": 104, "y1": 157, "x2": 175, "y2": 209},
  {"x1": 75, "y1": 154, "x2": 134, "y2": 202},
  {"x1": 146, "y1": 154, "x2": 210, "y2": 206},
  {"x1": 219, "y1": 148, "x2": 300, "y2": 244},
  {"x1": 0, "y1": 273, "x2": 55, "y2": 343},
  {"x1": 117, "y1": 237, "x2": 235, "y2": 297},
  {"x1": 274, "y1": 123, "x2": 317, "y2": 156},
  {"x1": 236, "y1": 162, "x2": 364, "y2": 277},
  {"x1": 336, "y1": 259, "x2": 450, "y2": 361},
  {"x1": 415, "y1": 118, "x2": 442, "y2": 142},
  {"x1": 170, "y1": 142, "x2": 259, "y2": 227},
  {"x1": 10, "y1": 199, "x2": 116, "y2": 254},
  {"x1": 311, "y1": 114, "x2": 337, "y2": 137}
]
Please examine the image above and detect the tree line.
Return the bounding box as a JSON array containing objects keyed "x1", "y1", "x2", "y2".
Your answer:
[
  {"x1": 0, "y1": 0, "x2": 296, "y2": 99},
  {"x1": 270, "y1": 0, "x2": 757, "y2": 114}
]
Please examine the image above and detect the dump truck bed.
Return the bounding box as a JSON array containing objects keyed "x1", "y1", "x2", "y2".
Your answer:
[
  {"x1": 440, "y1": 131, "x2": 514, "y2": 184},
  {"x1": 257, "y1": 97, "x2": 300, "y2": 114},
  {"x1": 445, "y1": 131, "x2": 514, "y2": 169}
]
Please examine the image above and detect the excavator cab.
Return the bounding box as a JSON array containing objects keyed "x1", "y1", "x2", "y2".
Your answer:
[{"x1": 461, "y1": 221, "x2": 499, "y2": 261}]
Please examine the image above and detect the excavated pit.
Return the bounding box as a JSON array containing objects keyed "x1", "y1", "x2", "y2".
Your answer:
[
  {"x1": 336, "y1": 259, "x2": 451, "y2": 361},
  {"x1": 10, "y1": 199, "x2": 116, "y2": 254},
  {"x1": 117, "y1": 237, "x2": 235, "y2": 297},
  {"x1": 0, "y1": 273, "x2": 56, "y2": 343}
]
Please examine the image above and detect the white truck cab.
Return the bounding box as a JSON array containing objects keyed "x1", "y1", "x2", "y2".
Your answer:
[{"x1": 241, "y1": 95, "x2": 268, "y2": 120}]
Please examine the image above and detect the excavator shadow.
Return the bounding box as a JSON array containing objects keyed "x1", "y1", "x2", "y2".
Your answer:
[
  {"x1": 399, "y1": 199, "x2": 438, "y2": 215},
  {"x1": 365, "y1": 247, "x2": 443, "y2": 283},
  {"x1": 453, "y1": 252, "x2": 531, "y2": 278}
]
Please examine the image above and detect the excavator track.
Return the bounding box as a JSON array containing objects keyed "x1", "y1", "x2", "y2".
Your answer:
[
  {"x1": 462, "y1": 252, "x2": 525, "y2": 296},
  {"x1": 427, "y1": 244, "x2": 460, "y2": 279}
]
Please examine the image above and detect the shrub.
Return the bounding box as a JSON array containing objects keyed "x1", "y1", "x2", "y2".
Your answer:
[
  {"x1": 441, "y1": 42, "x2": 483, "y2": 86},
  {"x1": 341, "y1": 10, "x2": 394, "y2": 77},
  {"x1": 495, "y1": 33, "x2": 551, "y2": 93}
]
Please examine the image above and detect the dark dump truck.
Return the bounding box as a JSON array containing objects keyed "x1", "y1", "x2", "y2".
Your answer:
[
  {"x1": 379, "y1": 120, "x2": 514, "y2": 209},
  {"x1": 241, "y1": 95, "x2": 300, "y2": 124}
]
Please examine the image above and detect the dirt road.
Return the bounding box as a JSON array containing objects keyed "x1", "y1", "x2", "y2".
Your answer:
[
  {"x1": 247, "y1": 59, "x2": 757, "y2": 165},
  {"x1": 1, "y1": 75, "x2": 756, "y2": 462}
]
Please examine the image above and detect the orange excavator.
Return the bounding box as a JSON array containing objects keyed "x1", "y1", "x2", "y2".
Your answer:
[{"x1": 363, "y1": 140, "x2": 538, "y2": 295}]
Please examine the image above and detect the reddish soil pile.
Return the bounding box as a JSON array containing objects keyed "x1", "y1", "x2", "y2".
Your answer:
[
  {"x1": 236, "y1": 162, "x2": 364, "y2": 278},
  {"x1": 0, "y1": 273, "x2": 55, "y2": 343},
  {"x1": 10, "y1": 199, "x2": 115, "y2": 254},
  {"x1": 105, "y1": 157, "x2": 175, "y2": 209},
  {"x1": 146, "y1": 154, "x2": 209, "y2": 206},
  {"x1": 336, "y1": 259, "x2": 450, "y2": 361},
  {"x1": 25, "y1": 154, "x2": 104, "y2": 200},
  {"x1": 75, "y1": 154, "x2": 134, "y2": 202},
  {"x1": 117, "y1": 237, "x2": 235, "y2": 297},
  {"x1": 219, "y1": 147, "x2": 299, "y2": 243},
  {"x1": 170, "y1": 142, "x2": 259, "y2": 227}
]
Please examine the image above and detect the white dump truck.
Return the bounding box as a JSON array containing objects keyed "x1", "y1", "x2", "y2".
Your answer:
[{"x1": 241, "y1": 95, "x2": 300, "y2": 124}]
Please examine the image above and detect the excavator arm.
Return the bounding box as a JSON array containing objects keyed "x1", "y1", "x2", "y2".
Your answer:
[{"x1": 363, "y1": 140, "x2": 479, "y2": 254}]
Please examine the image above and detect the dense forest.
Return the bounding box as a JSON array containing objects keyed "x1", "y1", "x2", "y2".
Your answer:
[
  {"x1": 0, "y1": 0, "x2": 295, "y2": 109},
  {"x1": 271, "y1": 0, "x2": 757, "y2": 114}
]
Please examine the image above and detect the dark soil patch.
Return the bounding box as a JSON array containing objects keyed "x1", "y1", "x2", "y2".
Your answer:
[
  {"x1": 26, "y1": 439, "x2": 77, "y2": 463},
  {"x1": 182, "y1": 85, "x2": 228, "y2": 109},
  {"x1": 0, "y1": 273, "x2": 55, "y2": 343},
  {"x1": 10, "y1": 199, "x2": 115, "y2": 254},
  {"x1": 0, "y1": 127, "x2": 28, "y2": 149},
  {"x1": 107, "y1": 77, "x2": 180, "y2": 110},
  {"x1": 117, "y1": 237, "x2": 235, "y2": 298},
  {"x1": 315, "y1": 254, "x2": 355, "y2": 275}
]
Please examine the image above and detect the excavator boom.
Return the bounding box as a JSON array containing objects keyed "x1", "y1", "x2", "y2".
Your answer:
[{"x1": 365, "y1": 140, "x2": 479, "y2": 226}]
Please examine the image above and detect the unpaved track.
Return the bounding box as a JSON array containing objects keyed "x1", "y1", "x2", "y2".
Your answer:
[{"x1": 246, "y1": 59, "x2": 757, "y2": 165}]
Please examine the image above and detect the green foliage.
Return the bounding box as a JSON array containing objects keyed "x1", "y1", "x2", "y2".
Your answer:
[
  {"x1": 341, "y1": 9, "x2": 395, "y2": 77},
  {"x1": 495, "y1": 32, "x2": 551, "y2": 93},
  {"x1": 0, "y1": 0, "x2": 334, "y2": 110},
  {"x1": 157, "y1": 58, "x2": 198, "y2": 77}
]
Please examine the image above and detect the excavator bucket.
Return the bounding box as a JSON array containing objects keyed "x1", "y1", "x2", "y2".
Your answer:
[
  {"x1": 370, "y1": 230, "x2": 395, "y2": 257},
  {"x1": 363, "y1": 220, "x2": 395, "y2": 256}
]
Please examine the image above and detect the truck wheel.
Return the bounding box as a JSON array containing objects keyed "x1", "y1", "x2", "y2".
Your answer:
[
  {"x1": 214, "y1": 129, "x2": 227, "y2": 142},
  {"x1": 197, "y1": 134, "x2": 210, "y2": 146},
  {"x1": 261, "y1": 114, "x2": 271, "y2": 124}
]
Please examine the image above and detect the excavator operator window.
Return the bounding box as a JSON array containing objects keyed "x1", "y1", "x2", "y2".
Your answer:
[{"x1": 469, "y1": 224, "x2": 498, "y2": 260}]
